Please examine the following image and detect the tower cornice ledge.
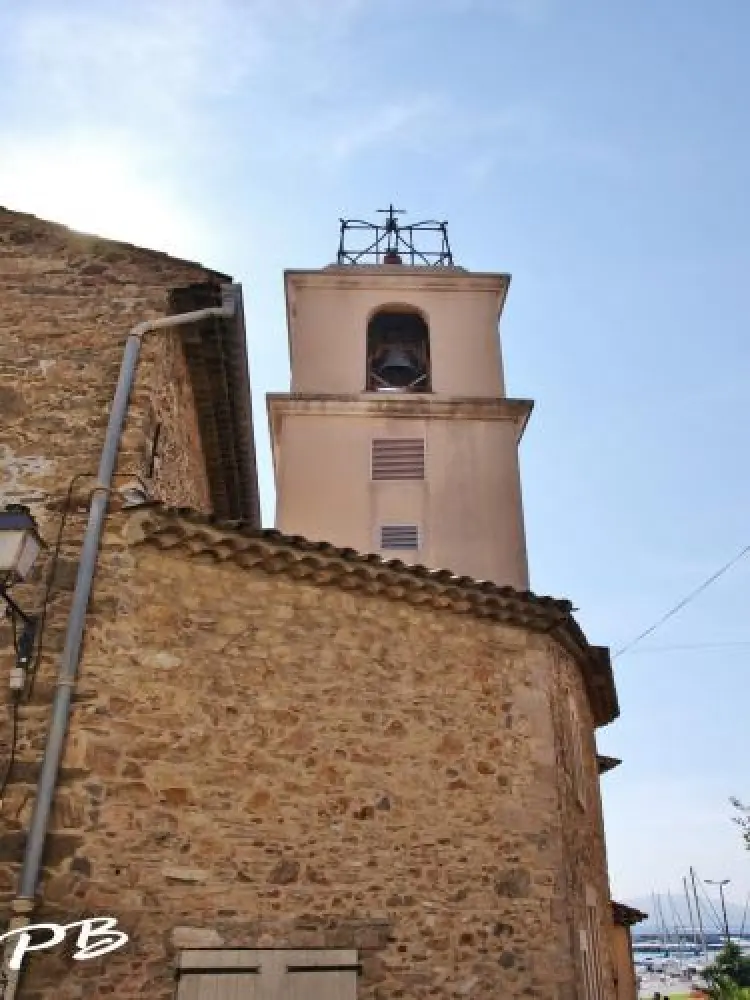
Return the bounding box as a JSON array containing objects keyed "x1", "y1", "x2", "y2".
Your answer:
[
  {"x1": 285, "y1": 267, "x2": 510, "y2": 306},
  {"x1": 287, "y1": 266, "x2": 510, "y2": 289},
  {"x1": 267, "y1": 393, "x2": 533, "y2": 439}
]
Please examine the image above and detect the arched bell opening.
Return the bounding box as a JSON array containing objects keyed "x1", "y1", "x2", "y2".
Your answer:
[{"x1": 366, "y1": 308, "x2": 431, "y2": 392}]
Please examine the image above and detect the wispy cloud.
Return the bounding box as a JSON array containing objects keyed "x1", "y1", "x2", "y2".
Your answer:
[
  {"x1": 9, "y1": 0, "x2": 368, "y2": 134},
  {"x1": 0, "y1": 0, "x2": 373, "y2": 244},
  {"x1": 0, "y1": 0, "x2": 583, "y2": 248},
  {"x1": 10, "y1": 0, "x2": 261, "y2": 142},
  {"x1": 425, "y1": 0, "x2": 555, "y2": 25},
  {"x1": 267, "y1": 77, "x2": 627, "y2": 179},
  {"x1": 326, "y1": 97, "x2": 442, "y2": 163},
  {"x1": 0, "y1": 0, "x2": 279, "y2": 250},
  {"x1": 497, "y1": 0, "x2": 554, "y2": 25},
  {"x1": 452, "y1": 102, "x2": 631, "y2": 184},
  {"x1": 313, "y1": 96, "x2": 629, "y2": 181}
]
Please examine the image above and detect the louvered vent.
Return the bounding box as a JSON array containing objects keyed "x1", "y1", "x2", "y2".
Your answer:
[
  {"x1": 371, "y1": 438, "x2": 425, "y2": 480},
  {"x1": 380, "y1": 524, "x2": 420, "y2": 550}
]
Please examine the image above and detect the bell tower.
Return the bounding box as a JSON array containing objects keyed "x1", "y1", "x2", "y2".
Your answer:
[{"x1": 267, "y1": 207, "x2": 533, "y2": 589}]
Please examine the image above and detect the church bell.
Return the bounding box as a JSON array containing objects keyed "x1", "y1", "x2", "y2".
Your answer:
[{"x1": 374, "y1": 346, "x2": 421, "y2": 388}]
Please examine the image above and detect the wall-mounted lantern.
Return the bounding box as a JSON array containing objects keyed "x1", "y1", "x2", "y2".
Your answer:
[
  {"x1": 0, "y1": 504, "x2": 43, "y2": 676},
  {"x1": 0, "y1": 505, "x2": 42, "y2": 582}
]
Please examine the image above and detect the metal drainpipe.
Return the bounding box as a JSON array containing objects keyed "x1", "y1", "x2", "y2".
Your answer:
[{"x1": 1, "y1": 294, "x2": 236, "y2": 1000}]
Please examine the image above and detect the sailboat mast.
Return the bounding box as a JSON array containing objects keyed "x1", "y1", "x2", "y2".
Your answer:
[
  {"x1": 668, "y1": 890, "x2": 685, "y2": 942},
  {"x1": 656, "y1": 893, "x2": 669, "y2": 950},
  {"x1": 690, "y1": 867, "x2": 709, "y2": 960},
  {"x1": 652, "y1": 892, "x2": 664, "y2": 950},
  {"x1": 684, "y1": 875, "x2": 698, "y2": 946},
  {"x1": 740, "y1": 891, "x2": 749, "y2": 939}
]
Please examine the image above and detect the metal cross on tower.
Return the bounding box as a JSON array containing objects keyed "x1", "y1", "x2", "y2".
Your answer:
[{"x1": 336, "y1": 206, "x2": 454, "y2": 267}]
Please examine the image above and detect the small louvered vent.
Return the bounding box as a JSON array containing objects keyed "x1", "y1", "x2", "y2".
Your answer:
[
  {"x1": 380, "y1": 524, "x2": 420, "y2": 550},
  {"x1": 372, "y1": 438, "x2": 425, "y2": 480}
]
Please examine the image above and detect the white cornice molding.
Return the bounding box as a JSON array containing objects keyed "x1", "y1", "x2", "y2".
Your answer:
[
  {"x1": 284, "y1": 267, "x2": 510, "y2": 296},
  {"x1": 267, "y1": 393, "x2": 533, "y2": 448}
]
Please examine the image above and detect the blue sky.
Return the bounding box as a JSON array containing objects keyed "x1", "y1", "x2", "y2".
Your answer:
[{"x1": 2, "y1": 0, "x2": 749, "y2": 915}]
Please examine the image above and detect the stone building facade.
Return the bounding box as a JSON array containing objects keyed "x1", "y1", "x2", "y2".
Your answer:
[
  {"x1": 0, "y1": 208, "x2": 630, "y2": 999},
  {"x1": 0, "y1": 207, "x2": 258, "y2": 524},
  {"x1": 610, "y1": 903, "x2": 647, "y2": 1000}
]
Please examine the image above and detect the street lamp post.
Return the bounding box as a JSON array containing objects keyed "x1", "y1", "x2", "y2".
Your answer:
[{"x1": 706, "y1": 879, "x2": 731, "y2": 943}]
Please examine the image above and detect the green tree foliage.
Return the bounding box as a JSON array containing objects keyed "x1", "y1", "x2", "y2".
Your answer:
[
  {"x1": 732, "y1": 797, "x2": 750, "y2": 851},
  {"x1": 707, "y1": 979, "x2": 750, "y2": 1000},
  {"x1": 704, "y1": 942, "x2": 750, "y2": 998}
]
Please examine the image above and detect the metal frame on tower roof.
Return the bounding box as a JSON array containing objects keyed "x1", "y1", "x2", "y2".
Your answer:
[{"x1": 336, "y1": 205, "x2": 454, "y2": 267}]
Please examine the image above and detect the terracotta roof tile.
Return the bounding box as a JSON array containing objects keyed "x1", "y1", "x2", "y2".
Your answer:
[
  {"x1": 612, "y1": 901, "x2": 648, "y2": 926},
  {"x1": 124, "y1": 506, "x2": 619, "y2": 727},
  {"x1": 597, "y1": 754, "x2": 622, "y2": 774}
]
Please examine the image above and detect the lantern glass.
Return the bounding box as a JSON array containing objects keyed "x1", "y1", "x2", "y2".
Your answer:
[
  {"x1": 0, "y1": 509, "x2": 42, "y2": 581},
  {"x1": 18, "y1": 532, "x2": 41, "y2": 580}
]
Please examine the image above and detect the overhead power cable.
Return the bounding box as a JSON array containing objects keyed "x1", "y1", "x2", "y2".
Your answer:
[
  {"x1": 614, "y1": 543, "x2": 750, "y2": 659},
  {"x1": 626, "y1": 641, "x2": 750, "y2": 654}
]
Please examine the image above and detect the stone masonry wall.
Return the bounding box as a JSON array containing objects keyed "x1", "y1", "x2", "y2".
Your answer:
[
  {"x1": 146, "y1": 330, "x2": 212, "y2": 513},
  {"x1": 0, "y1": 209, "x2": 229, "y2": 981},
  {"x1": 546, "y1": 640, "x2": 617, "y2": 998},
  {"x1": 2, "y1": 515, "x2": 612, "y2": 1000},
  {"x1": 0, "y1": 207, "x2": 222, "y2": 518}
]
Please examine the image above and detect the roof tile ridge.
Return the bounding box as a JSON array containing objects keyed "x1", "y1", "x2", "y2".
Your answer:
[{"x1": 125, "y1": 504, "x2": 573, "y2": 608}]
